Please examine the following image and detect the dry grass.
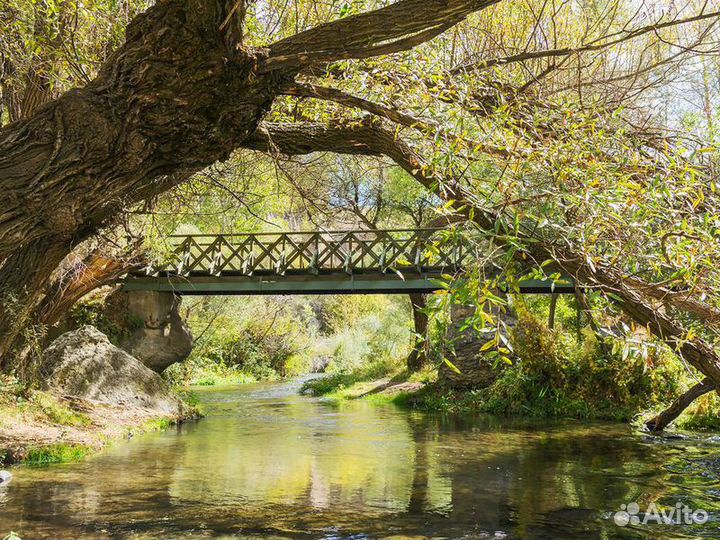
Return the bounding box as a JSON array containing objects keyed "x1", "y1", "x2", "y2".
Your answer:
[{"x1": 0, "y1": 377, "x2": 195, "y2": 465}]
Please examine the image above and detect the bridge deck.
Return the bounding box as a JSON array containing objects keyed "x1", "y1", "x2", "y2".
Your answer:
[{"x1": 125, "y1": 229, "x2": 575, "y2": 295}]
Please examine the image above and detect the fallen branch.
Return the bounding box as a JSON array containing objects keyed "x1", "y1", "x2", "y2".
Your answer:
[{"x1": 645, "y1": 379, "x2": 715, "y2": 432}]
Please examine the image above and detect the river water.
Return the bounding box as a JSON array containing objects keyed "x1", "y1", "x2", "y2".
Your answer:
[{"x1": 1, "y1": 378, "x2": 720, "y2": 539}]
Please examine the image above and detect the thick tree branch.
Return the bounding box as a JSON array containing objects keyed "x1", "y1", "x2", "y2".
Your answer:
[
  {"x1": 243, "y1": 120, "x2": 720, "y2": 391},
  {"x1": 283, "y1": 82, "x2": 515, "y2": 158},
  {"x1": 263, "y1": 0, "x2": 500, "y2": 71},
  {"x1": 645, "y1": 378, "x2": 715, "y2": 432},
  {"x1": 35, "y1": 245, "x2": 145, "y2": 329}
]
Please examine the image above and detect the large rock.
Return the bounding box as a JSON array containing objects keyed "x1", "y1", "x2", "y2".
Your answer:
[
  {"x1": 439, "y1": 304, "x2": 516, "y2": 389},
  {"x1": 106, "y1": 290, "x2": 193, "y2": 373},
  {"x1": 40, "y1": 326, "x2": 184, "y2": 415}
]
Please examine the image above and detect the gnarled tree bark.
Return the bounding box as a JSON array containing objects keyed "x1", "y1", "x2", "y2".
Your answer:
[{"x1": 0, "y1": 0, "x2": 499, "y2": 361}]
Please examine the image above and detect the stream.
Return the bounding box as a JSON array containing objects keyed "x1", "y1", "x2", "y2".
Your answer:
[{"x1": 1, "y1": 377, "x2": 720, "y2": 539}]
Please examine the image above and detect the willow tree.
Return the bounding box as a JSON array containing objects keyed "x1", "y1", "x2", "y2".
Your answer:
[
  {"x1": 2, "y1": 0, "x2": 720, "y2": 430},
  {"x1": 239, "y1": 0, "x2": 720, "y2": 423},
  {"x1": 0, "y1": 0, "x2": 502, "y2": 355}
]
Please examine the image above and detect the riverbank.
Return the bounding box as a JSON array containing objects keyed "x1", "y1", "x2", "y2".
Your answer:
[
  {"x1": 0, "y1": 377, "x2": 199, "y2": 465},
  {"x1": 5, "y1": 379, "x2": 720, "y2": 540},
  {"x1": 302, "y1": 366, "x2": 720, "y2": 431}
]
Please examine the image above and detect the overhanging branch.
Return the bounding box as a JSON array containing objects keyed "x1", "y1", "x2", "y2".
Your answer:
[
  {"x1": 283, "y1": 82, "x2": 516, "y2": 158},
  {"x1": 263, "y1": 0, "x2": 500, "y2": 72},
  {"x1": 242, "y1": 120, "x2": 720, "y2": 389}
]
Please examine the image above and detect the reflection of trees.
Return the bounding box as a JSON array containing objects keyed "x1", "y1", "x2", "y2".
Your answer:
[
  {"x1": 0, "y1": 424, "x2": 190, "y2": 538},
  {"x1": 168, "y1": 396, "x2": 417, "y2": 513},
  {"x1": 1, "y1": 386, "x2": 703, "y2": 539},
  {"x1": 428, "y1": 420, "x2": 676, "y2": 539}
]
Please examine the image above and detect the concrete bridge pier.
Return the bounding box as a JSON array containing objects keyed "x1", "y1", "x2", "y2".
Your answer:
[{"x1": 111, "y1": 290, "x2": 193, "y2": 373}]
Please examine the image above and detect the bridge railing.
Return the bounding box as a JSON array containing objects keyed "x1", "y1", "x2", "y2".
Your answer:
[{"x1": 140, "y1": 228, "x2": 470, "y2": 277}]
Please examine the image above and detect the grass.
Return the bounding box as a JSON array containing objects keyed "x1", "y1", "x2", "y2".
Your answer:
[
  {"x1": 302, "y1": 361, "x2": 436, "y2": 410},
  {"x1": 0, "y1": 380, "x2": 92, "y2": 429},
  {"x1": 141, "y1": 417, "x2": 172, "y2": 431},
  {"x1": 361, "y1": 391, "x2": 415, "y2": 407},
  {"x1": 24, "y1": 443, "x2": 91, "y2": 465},
  {"x1": 165, "y1": 362, "x2": 259, "y2": 387},
  {"x1": 32, "y1": 392, "x2": 92, "y2": 427},
  {"x1": 301, "y1": 360, "x2": 404, "y2": 397},
  {"x1": 193, "y1": 371, "x2": 257, "y2": 386},
  {"x1": 0, "y1": 375, "x2": 200, "y2": 466}
]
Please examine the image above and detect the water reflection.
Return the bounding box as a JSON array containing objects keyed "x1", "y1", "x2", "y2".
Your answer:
[{"x1": 1, "y1": 378, "x2": 719, "y2": 539}]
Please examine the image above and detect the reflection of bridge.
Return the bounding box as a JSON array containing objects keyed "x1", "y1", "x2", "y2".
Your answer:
[{"x1": 123, "y1": 228, "x2": 574, "y2": 295}]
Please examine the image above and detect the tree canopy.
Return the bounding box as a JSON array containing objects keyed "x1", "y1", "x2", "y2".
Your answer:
[{"x1": 1, "y1": 0, "x2": 720, "y2": 405}]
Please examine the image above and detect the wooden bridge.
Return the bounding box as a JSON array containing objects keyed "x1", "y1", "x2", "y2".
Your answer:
[{"x1": 123, "y1": 228, "x2": 574, "y2": 295}]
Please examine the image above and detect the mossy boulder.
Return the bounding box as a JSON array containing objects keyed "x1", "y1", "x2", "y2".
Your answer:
[{"x1": 40, "y1": 326, "x2": 184, "y2": 415}]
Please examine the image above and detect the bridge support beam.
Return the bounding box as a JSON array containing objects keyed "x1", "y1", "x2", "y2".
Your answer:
[{"x1": 110, "y1": 290, "x2": 193, "y2": 372}]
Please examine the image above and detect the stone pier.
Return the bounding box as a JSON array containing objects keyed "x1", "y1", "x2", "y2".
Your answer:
[{"x1": 109, "y1": 290, "x2": 193, "y2": 372}]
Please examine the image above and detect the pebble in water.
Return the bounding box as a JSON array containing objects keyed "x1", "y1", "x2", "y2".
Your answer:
[{"x1": 0, "y1": 471, "x2": 12, "y2": 486}]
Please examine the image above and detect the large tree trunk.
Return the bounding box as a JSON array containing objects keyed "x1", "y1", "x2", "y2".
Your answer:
[
  {"x1": 407, "y1": 292, "x2": 429, "y2": 372},
  {"x1": 0, "y1": 0, "x2": 282, "y2": 358},
  {"x1": 0, "y1": 0, "x2": 497, "y2": 364},
  {"x1": 0, "y1": 237, "x2": 70, "y2": 361},
  {"x1": 0, "y1": 10, "x2": 277, "y2": 258}
]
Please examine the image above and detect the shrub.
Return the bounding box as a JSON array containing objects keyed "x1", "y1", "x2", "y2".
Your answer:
[{"x1": 476, "y1": 302, "x2": 683, "y2": 420}]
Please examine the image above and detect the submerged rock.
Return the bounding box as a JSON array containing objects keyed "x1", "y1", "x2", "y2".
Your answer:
[
  {"x1": 0, "y1": 471, "x2": 11, "y2": 485},
  {"x1": 40, "y1": 326, "x2": 184, "y2": 415}
]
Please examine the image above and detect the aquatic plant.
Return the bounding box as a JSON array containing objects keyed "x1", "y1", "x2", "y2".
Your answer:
[{"x1": 24, "y1": 444, "x2": 91, "y2": 465}]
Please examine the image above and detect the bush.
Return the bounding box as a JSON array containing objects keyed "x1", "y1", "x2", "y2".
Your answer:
[
  {"x1": 475, "y1": 303, "x2": 683, "y2": 420},
  {"x1": 412, "y1": 297, "x2": 684, "y2": 421}
]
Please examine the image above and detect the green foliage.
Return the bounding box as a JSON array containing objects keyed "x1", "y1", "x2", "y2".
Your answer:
[
  {"x1": 25, "y1": 443, "x2": 90, "y2": 465},
  {"x1": 301, "y1": 359, "x2": 399, "y2": 397},
  {"x1": 165, "y1": 357, "x2": 258, "y2": 387},
  {"x1": 675, "y1": 393, "x2": 720, "y2": 431},
  {"x1": 69, "y1": 294, "x2": 142, "y2": 345},
  {"x1": 168, "y1": 294, "x2": 413, "y2": 386},
  {"x1": 462, "y1": 304, "x2": 682, "y2": 420},
  {"x1": 401, "y1": 297, "x2": 688, "y2": 422},
  {"x1": 140, "y1": 417, "x2": 172, "y2": 432},
  {"x1": 316, "y1": 295, "x2": 412, "y2": 373}
]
